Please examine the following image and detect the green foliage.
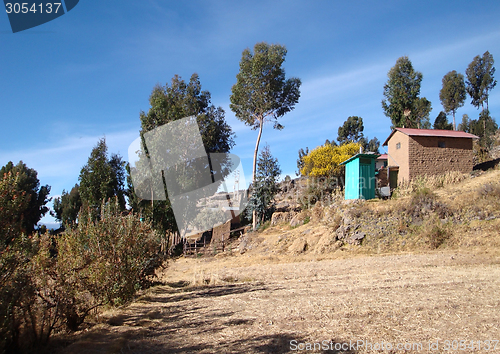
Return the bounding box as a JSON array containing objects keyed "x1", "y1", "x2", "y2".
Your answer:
[
  {"x1": 0, "y1": 171, "x2": 31, "y2": 247},
  {"x1": 439, "y1": 70, "x2": 466, "y2": 129},
  {"x1": 257, "y1": 220, "x2": 272, "y2": 232},
  {"x1": 382, "y1": 56, "x2": 431, "y2": 129},
  {"x1": 79, "y1": 138, "x2": 126, "y2": 219},
  {"x1": 470, "y1": 109, "x2": 498, "y2": 148},
  {"x1": 458, "y1": 114, "x2": 470, "y2": 132},
  {"x1": 466, "y1": 51, "x2": 497, "y2": 111},
  {"x1": 55, "y1": 200, "x2": 161, "y2": 309},
  {"x1": 296, "y1": 146, "x2": 309, "y2": 176},
  {"x1": 230, "y1": 42, "x2": 301, "y2": 130},
  {"x1": 433, "y1": 111, "x2": 453, "y2": 130},
  {"x1": 246, "y1": 145, "x2": 281, "y2": 225},
  {"x1": 337, "y1": 116, "x2": 364, "y2": 145},
  {"x1": 414, "y1": 97, "x2": 432, "y2": 129},
  {"x1": 133, "y1": 74, "x2": 235, "y2": 236},
  {"x1": 52, "y1": 184, "x2": 81, "y2": 228},
  {"x1": 0, "y1": 161, "x2": 51, "y2": 235},
  {"x1": 0, "y1": 197, "x2": 162, "y2": 351},
  {"x1": 0, "y1": 234, "x2": 48, "y2": 352},
  {"x1": 230, "y1": 42, "x2": 300, "y2": 229},
  {"x1": 337, "y1": 116, "x2": 379, "y2": 153},
  {"x1": 365, "y1": 137, "x2": 380, "y2": 153},
  {"x1": 298, "y1": 176, "x2": 344, "y2": 209}
]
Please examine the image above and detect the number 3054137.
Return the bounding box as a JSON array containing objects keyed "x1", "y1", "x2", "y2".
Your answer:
[{"x1": 5, "y1": 3, "x2": 62, "y2": 14}]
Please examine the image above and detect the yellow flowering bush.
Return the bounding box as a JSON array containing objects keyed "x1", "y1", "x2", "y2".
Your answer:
[{"x1": 300, "y1": 142, "x2": 361, "y2": 177}]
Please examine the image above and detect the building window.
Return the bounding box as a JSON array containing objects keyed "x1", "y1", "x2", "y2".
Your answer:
[
  {"x1": 438, "y1": 141, "x2": 446, "y2": 148},
  {"x1": 396, "y1": 142, "x2": 401, "y2": 149}
]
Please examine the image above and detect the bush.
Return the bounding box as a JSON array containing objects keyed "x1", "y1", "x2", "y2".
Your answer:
[
  {"x1": 418, "y1": 217, "x2": 450, "y2": 249},
  {"x1": 403, "y1": 188, "x2": 451, "y2": 220},
  {"x1": 1, "y1": 235, "x2": 36, "y2": 352},
  {"x1": 52, "y1": 201, "x2": 162, "y2": 321},
  {"x1": 477, "y1": 182, "x2": 500, "y2": 199},
  {"x1": 298, "y1": 176, "x2": 344, "y2": 209},
  {"x1": 0, "y1": 199, "x2": 163, "y2": 352}
]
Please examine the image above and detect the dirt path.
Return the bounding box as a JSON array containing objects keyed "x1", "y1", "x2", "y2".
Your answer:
[{"x1": 53, "y1": 251, "x2": 500, "y2": 354}]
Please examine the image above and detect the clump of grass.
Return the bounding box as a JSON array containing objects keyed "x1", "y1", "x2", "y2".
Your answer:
[
  {"x1": 477, "y1": 182, "x2": 500, "y2": 199},
  {"x1": 413, "y1": 217, "x2": 451, "y2": 249},
  {"x1": 403, "y1": 187, "x2": 451, "y2": 220},
  {"x1": 192, "y1": 268, "x2": 222, "y2": 286},
  {"x1": 350, "y1": 201, "x2": 372, "y2": 218},
  {"x1": 258, "y1": 220, "x2": 271, "y2": 232},
  {"x1": 426, "y1": 224, "x2": 450, "y2": 249},
  {"x1": 310, "y1": 203, "x2": 324, "y2": 221},
  {"x1": 393, "y1": 171, "x2": 469, "y2": 198}
]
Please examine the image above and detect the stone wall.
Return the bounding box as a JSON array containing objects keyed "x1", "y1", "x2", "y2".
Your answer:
[{"x1": 408, "y1": 136, "x2": 474, "y2": 179}]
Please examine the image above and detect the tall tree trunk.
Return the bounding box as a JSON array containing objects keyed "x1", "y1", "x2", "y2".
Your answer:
[
  {"x1": 252, "y1": 118, "x2": 264, "y2": 231},
  {"x1": 452, "y1": 111, "x2": 456, "y2": 131}
]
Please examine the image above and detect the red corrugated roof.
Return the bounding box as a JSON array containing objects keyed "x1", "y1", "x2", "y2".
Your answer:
[
  {"x1": 377, "y1": 154, "x2": 388, "y2": 160},
  {"x1": 382, "y1": 128, "x2": 479, "y2": 146}
]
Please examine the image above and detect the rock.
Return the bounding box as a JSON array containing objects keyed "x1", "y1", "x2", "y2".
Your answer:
[
  {"x1": 290, "y1": 214, "x2": 305, "y2": 227},
  {"x1": 342, "y1": 214, "x2": 355, "y2": 227},
  {"x1": 289, "y1": 238, "x2": 308, "y2": 254},
  {"x1": 277, "y1": 233, "x2": 289, "y2": 243},
  {"x1": 348, "y1": 231, "x2": 365, "y2": 245},
  {"x1": 275, "y1": 201, "x2": 290, "y2": 212},
  {"x1": 271, "y1": 211, "x2": 295, "y2": 226},
  {"x1": 336, "y1": 225, "x2": 347, "y2": 240},
  {"x1": 314, "y1": 232, "x2": 342, "y2": 254},
  {"x1": 239, "y1": 236, "x2": 248, "y2": 254}
]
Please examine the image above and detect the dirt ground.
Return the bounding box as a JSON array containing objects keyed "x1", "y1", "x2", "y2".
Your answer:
[{"x1": 52, "y1": 250, "x2": 500, "y2": 354}]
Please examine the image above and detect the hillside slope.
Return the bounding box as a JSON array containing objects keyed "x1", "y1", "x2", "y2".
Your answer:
[{"x1": 234, "y1": 168, "x2": 500, "y2": 260}]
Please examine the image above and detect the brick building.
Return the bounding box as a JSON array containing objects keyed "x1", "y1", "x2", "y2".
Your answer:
[{"x1": 382, "y1": 128, "x2": 479, "y2": 183}]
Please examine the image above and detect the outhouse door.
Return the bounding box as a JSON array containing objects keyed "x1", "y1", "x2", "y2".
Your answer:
[
  {"x1": 359, "y1": 163, "x2": 371, "y2": 199},
  {"x1": 359, "y1": 158, "x2": 375, "y2": 199}
]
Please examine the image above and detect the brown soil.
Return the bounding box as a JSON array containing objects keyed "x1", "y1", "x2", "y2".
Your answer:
[{"x1": 52, "y1": 250, "x2": 500, "y2": 354}]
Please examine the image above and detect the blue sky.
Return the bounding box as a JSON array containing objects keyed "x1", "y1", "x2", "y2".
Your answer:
[{"x1": 1, "y1": 0, "x2": 500, "y2": 228}]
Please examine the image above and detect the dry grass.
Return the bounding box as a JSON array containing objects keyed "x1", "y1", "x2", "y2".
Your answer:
[
  {"x1": 46, "y1": 169, "x2": 500, "y2": 353},
  {"x1": 50, "y1": 252, "x2": 500, "y2": 354},
  {"x1": 393, "y1": 171, "x2": 470, "y2": 198}
]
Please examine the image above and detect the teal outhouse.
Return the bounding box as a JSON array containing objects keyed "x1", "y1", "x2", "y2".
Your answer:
[{"x1": 340, "y1": 153, "x2": 379, "y2": 200}]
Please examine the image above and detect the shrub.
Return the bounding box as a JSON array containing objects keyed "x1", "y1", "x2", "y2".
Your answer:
[
  {"x1": 300, "y1": 142, "x2": 360, "y2": 177},
  {"x1": 418, "y1": 218, "x2": 450, "y2": 249},
  {"x1": 403, "y1": 188, "x2": 451, "y2": 220},
  {"x1": 477, "y1": 182, "x2": 500, "y2": 199},
  {"x1": 0, "y1": 199, "x2": 163, "y2": 352},
  {"x1": 0, "y1": 234, "x2": 60, "y2": 352},
  {"x1": 298, "y1": 176, "x2": 343, "y2": 209},
  {"x1": 55, "y1": 200, "x2": 162, "y2": 312}
]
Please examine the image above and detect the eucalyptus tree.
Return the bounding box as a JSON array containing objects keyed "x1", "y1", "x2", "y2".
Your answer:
[
  {"x1": 466, "y1": 51, "x2": 496, "y2": 112},
  {"x1": 439, "y1": 70, "x2": 466, "y2": 130},
  {"x1": 382, "y1": 56, "x2": 431, "y2": 129},
  {"x1": 230, "y1": 42, "x2": 301, "y2": 230}
]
